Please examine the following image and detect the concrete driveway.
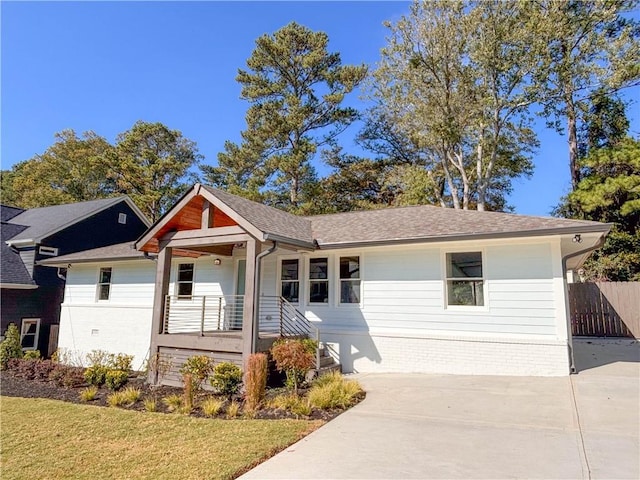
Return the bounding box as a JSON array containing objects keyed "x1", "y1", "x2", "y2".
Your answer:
[{"x1": 241, "y1": 339, "x2": 639, "y2": 479}]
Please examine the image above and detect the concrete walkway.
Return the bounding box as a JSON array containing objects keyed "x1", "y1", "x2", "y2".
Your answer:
[{"x1": 241, "y1": 339, "x2": 639, "y2": 479}]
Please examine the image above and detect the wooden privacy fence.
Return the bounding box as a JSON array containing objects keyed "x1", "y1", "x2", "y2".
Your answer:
[{"x1": 568, "y1": 282, "x2": 640, "y2": 338}]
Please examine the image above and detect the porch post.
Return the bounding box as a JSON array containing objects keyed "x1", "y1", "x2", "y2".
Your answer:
[
  {"x1": 242, "y1": 238, "x2": 258, "y2": 365},
  {"x1": 148, "y1": 246, "x2": 172, "y2": 384}
]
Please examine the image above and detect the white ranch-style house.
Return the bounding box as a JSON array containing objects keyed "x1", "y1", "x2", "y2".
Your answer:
[{"x1": 42, "y1": 184, "x2": 611, "y2": 382}]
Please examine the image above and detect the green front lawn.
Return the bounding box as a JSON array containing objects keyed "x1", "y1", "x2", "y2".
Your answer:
[{"x1": 0, "y1": 396, "x2": 322, "y2": 480}]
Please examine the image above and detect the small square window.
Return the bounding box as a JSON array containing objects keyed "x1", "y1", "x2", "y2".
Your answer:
[{"x1": 118, "y1": 213, "x2": 127, "y2": 224}]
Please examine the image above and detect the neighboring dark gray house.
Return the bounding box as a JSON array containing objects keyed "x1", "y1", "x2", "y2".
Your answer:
[{"x1": 1, "y1": 197, "x2": 150, "y2": 355}]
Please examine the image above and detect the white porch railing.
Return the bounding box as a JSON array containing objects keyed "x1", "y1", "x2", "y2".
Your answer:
[{"x1": 163, "y1": 295, "x2": 244, "y2": 335}]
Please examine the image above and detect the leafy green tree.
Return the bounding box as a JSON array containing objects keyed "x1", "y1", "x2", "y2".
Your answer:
[
  {"x1": 110, "y1": 121, "x2": 201, "y2": 222},
  {"x1": 0, "y1": 324, "x2": 24, "y2": 370},
  {"x1": 558, "y1": 137, "x2": 640, "y2": 281},
  {"x1": 368, "y1": 0, "x2": 535, "y2": 211},
  {"x1": 203, "y1": 22, "x2": 367, "y2": 212},
  {"x1": 578, "y1": 91, "x2": 630, "y2": 158},
  {"x1": 531, "y1": 0, "x2": 640, "y2": 190},
  {"x1": 1, "y1": 130, "x2": 115, "y2": 208}
]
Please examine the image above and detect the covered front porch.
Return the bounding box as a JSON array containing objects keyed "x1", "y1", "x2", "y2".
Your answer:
[{"x1": 134, "y1": 184, "x2": 325, "y2": 385}]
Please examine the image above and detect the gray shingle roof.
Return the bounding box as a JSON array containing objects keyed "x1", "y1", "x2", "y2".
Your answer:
[
  {"x1": 6, "y1": 197, "x2": 126, "y2": 243},
  {"x1": 203, "y1": 186, "x2": 314, "y2": 246},
  {"x1": 1, "y1": 205, "x2": 25, "y2": 222},
  {"x1": 1, "y1": 222, "x2": 35, "y2": 286},
  {"x1": 38, "y1": 242, "x2": 152, "y2": 265},
  {"x1": 307, "y1": 204, "x2": 609, "y2": 247}
]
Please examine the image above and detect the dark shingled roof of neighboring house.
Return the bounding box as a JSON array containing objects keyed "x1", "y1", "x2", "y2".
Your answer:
[
  {"x1": 1, "y1": 205, "x2": 25, "y2": 222},
  {"x1": 1, "y1": 221, "x2": 35, "y2": 286},
  {"x1": 6, "y1": 197, "x2": 133, "y2": 243}
]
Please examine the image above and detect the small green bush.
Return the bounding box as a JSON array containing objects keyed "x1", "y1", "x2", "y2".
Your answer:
[
  {"x1": 0, "y1": 324, "x2": 23, "y2": 370},
  {"x1": 200, "y1": 397, "x2": 225, "y2": 417},
  {"x1": 110, "y1": 353, "x2": 133, "y2": 372},
  {"x1": 226, "y1": 400, "x2": 241, "y2": 418},
  {"x1": 162, "y1": 394, "x2": 184, "y2": 412},
  {"x1": 84, "y1": 365, "x2": 108, "y2": 386},
  {"x1": 143, "y1": 398, "x2": 157, "y2": 412},
  {"x1": 268, "y1": 393, "x2": 311, "y2": 417},
  {"x1": 79, "y1": 385, "x2": 99, "y2": 402},
  {"x1": 179, "y1": 355, "x2": 213, "y2": 390},
  {"x1": 23, "y1": 350, "x2": 41, "y2": 360},
  {"x1": 105, "y1": 369, "x2": 129, "y2": 391},
  {"x1": 210, "y1": 362, "x2": 243, "y2": 397}
]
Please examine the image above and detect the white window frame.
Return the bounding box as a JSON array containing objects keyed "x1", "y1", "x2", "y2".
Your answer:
[
  {"x1": 337, "y1": 254, "x2": 362, "y2": 306},
  {"x1": 175, "y1": 262, "x2": 196, "y2": 298},
  {"x1": 307, "y1": 255, "x2": 330, "y2": 306},
  {"x1": 20, "y1": 318, "x2": 41, "y2": 351},
  {"x1": 96, "y1": 267, "x2": 113, "y2": 301},
  {"x1": 38, "y1": 246, "x2": 58, "y2": 256},
  {"x1": 443, "y1": 249, "x2": 487, "y2": 309},
  {"x1": 278, "y1": 256, "x2": 301, "y2": 305}
]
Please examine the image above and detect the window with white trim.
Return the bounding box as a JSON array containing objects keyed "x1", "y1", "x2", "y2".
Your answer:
[
  {"x1": 97, "y1": 267, "x2": 112, "y2": 301},
  {"x1": 176, "y1": 263, "x2": 195, "y2": 297},
  {"x1": 446, "y1": 252, "x2": 484, "y2": 306},
  {"x1": 280, "y1": 259, "x2": 299, "y2": 303},
  {"x1": 339, "y1": 256, "x2": 361, "y2": 304},
  {"x1": 309, "y1": 257, "x2": 329, "y2": 304},
  {"x1": 20, "y1": 318, "x2": 40, "y2": 350}
]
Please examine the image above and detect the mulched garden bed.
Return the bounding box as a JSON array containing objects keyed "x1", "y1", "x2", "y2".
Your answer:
[{"x1": 0, "y1": 369, "x2": 362, "y2": 421}]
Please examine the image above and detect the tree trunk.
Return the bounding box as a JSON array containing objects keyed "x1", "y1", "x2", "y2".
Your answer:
[{"x1": 566, "y1": 96, "x2": 580, "y2": 190}]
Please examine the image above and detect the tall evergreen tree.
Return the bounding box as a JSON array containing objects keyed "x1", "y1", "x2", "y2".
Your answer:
[{"x1": 203, "y1": 22, "x2": 367, "y2": 212}]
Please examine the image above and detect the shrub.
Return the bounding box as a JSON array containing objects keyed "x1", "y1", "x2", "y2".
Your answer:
[
  {"x1": 268, "y1": 393, "x2": 311, "y2": 417},
  {"x1": 244, "y1": 353, "x2": 268, "y2": 412},
  {"x1": 226, "y1": 400, "x2": 241, "y2": 418},
  {"x1": 270, "y1": 339, "x2": 315, "y2": 394},
  {"x1": 84, "y1": 365, "x2": 108, "y2": 386},
  {"x1": 49, "y1": 364, "x2": 85, "y2": 388},
  {"x1": 0, "y1": 324, "x2": 23, "y2": 370},
  {"x1": 105, "y1": 369, "x2": 129, "y2": 391},
  {"x1": 308, "y1": 373, "x2": 363, "y2": 409},
  {"x1": 32, "y1": 359, "x2": 57, "y2": 380},
  {"x1": 179, "y1": 355, "x2": 213, "y2": 390},
  {"x1": 200, "y1": 397, "x2": 225, "y2": 417},
  {"x1": 86, "y1": 349, "x2": 111, "y2": 367},
  {"x1": 23, "y1": 350, "x2": 41, "y2": 360},
  {"x1": 162, "y1": 394, "x2": 184, "y2": 412},
  {"x1": 110, "y1": 353, "x2": 133, "y2": 372},
  {"x1": 146, "y1": 353, "x2": 173, "y2": 384},
  {"x1": 143, "y1": 398, "x2": 157, "y2": 412},
  {"x1": 79, "y1": 385, "x2": 99, "y2": 402},
  {"x1": 107, "y1": 386, "x2": 141, "y2": 407},
  {"x1": 210, "y1": 362, "x2": 243, "y2": 397},
  {"x1": 9, "y1": 358, "x2": 36, "y2": 379}
]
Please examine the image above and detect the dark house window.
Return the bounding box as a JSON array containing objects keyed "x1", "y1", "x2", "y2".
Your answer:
[
  {"x1": 340, "y1": 256, "x2": 361, "y2": 304},
  {"x1": 20, "y1": 319, "x2": 40, "y2": 350},
  {"x1": 177, "y1": 263, "x2": 195, "y2": 297},
  {"x1": 280, "y1": 259, "x2": 299, "y2": 303},
  {"x1": 309, "y1": 257, "x2": 329, "y2": 304},
  {"x1": 97, "y1": 267, "x2": 112, "y2": 301}
]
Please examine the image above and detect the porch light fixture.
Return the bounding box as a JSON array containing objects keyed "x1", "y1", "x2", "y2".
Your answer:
[
  {"x1": 213, "y1": 258, "x2": 222, "y2": 266},
  {"x1": 234, "y1": 243, "x2": 245, "y2": 249},
  {"x1": 572, "y1": 234, "x2": 582, "y2": 244}
]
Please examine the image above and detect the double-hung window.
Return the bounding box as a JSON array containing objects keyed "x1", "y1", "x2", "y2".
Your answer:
[
  {"x1": 339, "y1": 256, "x2": 361, "y2": 304},
  {"x1": 309, "y1": 258, "x2": 329, "y2": 304},
  {"x1": 97, "y1": 267, "x2": 112, "y2": 301},
  {"x1": 280, "y1": 259, "x2": 299, "y2": 303},
  {"x1": 177, "y1": 263, "x2": 195, "y2": 298},
  {"x1": 446, "y1": 252, "x2": 484, "y2": 306},
  {"x1": 20, "y1": 319, "x2": 40, "y2": 350}
]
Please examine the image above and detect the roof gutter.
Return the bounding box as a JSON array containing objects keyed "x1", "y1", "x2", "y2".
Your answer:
[
  {"x1": 252, "y1": 241, "x2": 278, "y2": 353},
  {"x1": 0, "y1": 283, "x2": 38, "y2": 290},
  {"x1": 263, "y1": 233, "x2": 315, "y2": 251},
  {"x1": 561, "y1": 233, "x2": 608, "y2": 374}
]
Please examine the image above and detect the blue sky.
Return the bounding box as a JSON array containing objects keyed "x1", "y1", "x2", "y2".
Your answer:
[{"x1": 2, "y1": 1, "x2": 638, "y2": 216}]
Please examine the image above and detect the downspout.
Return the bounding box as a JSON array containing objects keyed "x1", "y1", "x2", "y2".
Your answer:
[
  {"x1": 561, "y1": 234, "x2": 607, "y2": 374},
  {"x1": 252, "y1": 241, "x2": 278, "y2": 353},
  {"x1": 56, "y1": 267, "x2": 68, "y2": 281}
]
